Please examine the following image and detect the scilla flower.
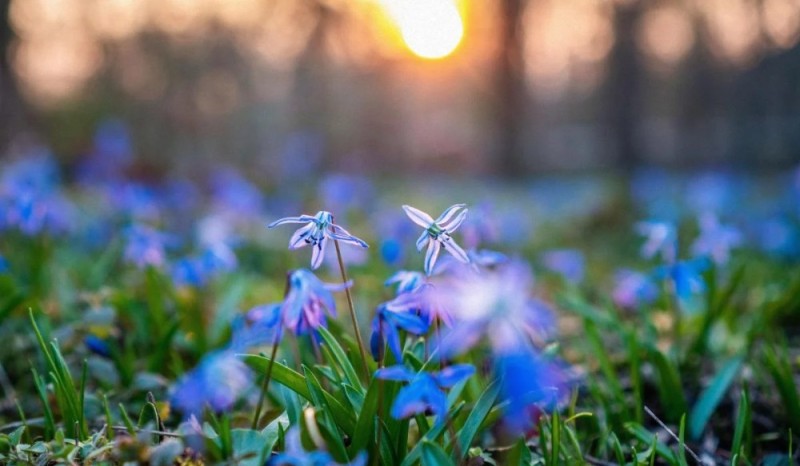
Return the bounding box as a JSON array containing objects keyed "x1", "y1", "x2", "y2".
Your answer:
[
  {"x1": 403, "y1": 204, "x2": 469, "y2": 275},
  {"x1": 282, "y1": 269, "x2": 350, "y2": 335},
  {"x1": 268, "y1": 211, "x2": 368, "y2": 269},
  {"x1": 375, "y1": 364, "x2": 474, "y2": 423}
]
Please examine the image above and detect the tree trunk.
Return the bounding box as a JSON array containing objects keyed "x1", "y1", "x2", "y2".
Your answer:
[
  {"x1": 0, "y1": 0, "x2": 25, "y2": 152},
  {"x1": 495, "y1": 0, "x2": 528, "y2": 176}
]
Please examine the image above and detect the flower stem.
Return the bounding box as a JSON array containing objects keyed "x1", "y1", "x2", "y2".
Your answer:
[
  {"x1": 250, "y1": 327, "x2": 281, "y2": 430},
  {"x1": 333, "y1": 238, "x2": 370, "y2": 379}
]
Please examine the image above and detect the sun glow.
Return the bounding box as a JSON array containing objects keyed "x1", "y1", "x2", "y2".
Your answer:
[{"x1": 385, "y1": 0, "x2": 464, "y2": 60}]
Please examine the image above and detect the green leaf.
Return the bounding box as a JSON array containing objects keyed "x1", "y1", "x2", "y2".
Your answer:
[
  {"x1": 421, "y1": 440, "x2": 454, "y2": 466},
  {"x1": 231, "y1": 428, "x2": 278, "y2": 466},
  {"x1": 455, "y1": 379, "x2": 500, "y2": 459},
  {"x1": 625, "y1": 422, "x2": 679, "y2": 466},
  {"x1": 731, "y1": 389, "x2": 750, "y2": 463},
  {"x1": 763, "y1": 346, "x2": 800, "y2": 435},
  {"x1": 505, "y1": 437, "x2": 531, "y2": 466},
  {"x1": 348, "y1": 378, "x2": 380, "y2": 456},
  {"x1": 400, "y1": 403, "x2": 465, "y2": 466},
  {"x1": 649, "y1": 348, "x2": 688, "y2": 422},
  {"x1": 318, "y1": 326, "x2": 363, "y2": 392},
  {"x1": 678, "y1": 414, "x2": 689, "y2": 466},
  {"x1": 689, "y1": 355, "x2": 743, "y2": 440}
]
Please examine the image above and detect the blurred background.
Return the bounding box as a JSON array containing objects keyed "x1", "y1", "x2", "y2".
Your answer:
[{"x1": 1, "y1": 0, "x2": 799, "y2": 176}]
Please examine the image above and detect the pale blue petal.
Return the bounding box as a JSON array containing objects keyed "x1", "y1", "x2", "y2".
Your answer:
[
  {"x1": 424, "y1": 239, "x2": 441, "y2": 276},
  {"x1": 441, "y1": 236, "x2": 469, "y2": 263},
  {"x1": 403, "y1": 205, "x2": 435, "y2": 228},
  {"x1": 267, "y1": 215, "x2": 314, "y2": 228},
  {"x1": 310, "y1": 238, "x2": 327, "y2": 269},
  {"x1": 436, "y1": 204, "x2": 467, "y2": 231},
  {"x1": 416, "y1": 230, "x2": 429, "y2": 252},
  {"x1": 288, "y1": 223, "x2": 314, "y2": 249}
]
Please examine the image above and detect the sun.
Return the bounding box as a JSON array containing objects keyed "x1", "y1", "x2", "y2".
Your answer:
[{"x1": 388, "y1": 0, "x2": 464, "y2": 60}]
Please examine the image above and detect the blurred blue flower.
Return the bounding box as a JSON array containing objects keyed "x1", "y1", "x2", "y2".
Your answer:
[
  {"x1": 541, "y1": 249, "x2": 585, "y2": 284},
  {"x1": 636, "y1": 220, "x2": 677, "y2": 262},
  {"x1": 269, "y1": 428, "x2": 365, "y2": 466},
  {"x1": 753, "y1": 216, "x2": 799, "y2": 260},
  {"x1": 281, "y1": 269, "x2": 350, "y2": 335},
  {"x1": 123, "y1": 224, "x2": 172, "y2": 269},
  {"x1": 691, "y1": 213, "x2": 742, "y2": 265},
  {"x1": 466, "y1": 249, "x2": 508, "y2": 268},
  {"x1": 0, "y1": 152, "x2": 75, "y2": 235},
  {"x1": 369, "y1": 303, "x2": 428, "y2": 362},
  {"x1": 385, "y1": 284, "x2": 454, "y2": 327},
  {"x1": 268, "y1": 211, "x2": 368, "y2": 270},
  {"x1": 431, "y1": 261, "x2": 556, "y2": 357},
  {"x1": 171, "y1": 350, "x2": 252, "y2": 416},
  {"x1": 318, "y1": 173, "x2": 375, "y2": 214},
  {"x1": 84, "y1": 335, "x2": 111, "y2": 358},
  {"x1": 654, "y1": 257, "x2": 710, "y2": 301},
  {"x1": 375, "y1": 364, "x2": 474, "y2": 422},
  {"x1": 210, "y1": 168, "x2": 264, "y2": 219},
  {"x1": 231, "y1": 303, "x2": 283, "y2": 351},
  {"x1": 403, "y1": 204, "x2": 469, "y2": 275},
  {"x1": 385, "y1": 270, "x2": 426, "y2": 294},
  {"x1": 380, "y1": 239, "x2": 403, "y2": 265},
  {"x1": 0, "y1": 255, "x2": 7, "y2": 273},
  {"x1": 612, "y1": 269, "x2": 658, "y2": 310},
  {"x1": 495, "y1": 350, "x2": 569, "y2": 433}
]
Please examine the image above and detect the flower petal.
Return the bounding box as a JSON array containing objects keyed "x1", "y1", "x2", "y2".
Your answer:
[
  {"x1": 434, "y1": 364, "x2": 475, "y2": 388},
  {"x1": 288, "y1": 223, "x2": 314, "y2": 249},
  {"x1": 435, "y1": 204, "x2": 467, "y2": 230},
  {"x1": 441, "y1": 236, "x2": 469, "y2": 263},
  {"x1": 375, "y1": 365, "x2": 415, "y2": 382},
  {"x1": 403, "y1": 205, "x2": 435, "y2": 228},
  {"x1": 440, "y1": 208, "x2": 467, "y2": 233},
  {"x1": 415, "y1": 230, "x2": 429, "y2": 252},
  {"x1": 310, "y1": 237, "x2": 327, "y2": 269},
  {"x1": 329, "y1": 224, "x2": 369, "y2": 248},
  {"x1": 267, "y1": 215, "x2": 314, "y2": 228},
  {"x1": 424, "y1": 239, "x2": 441, "y2": 276}
]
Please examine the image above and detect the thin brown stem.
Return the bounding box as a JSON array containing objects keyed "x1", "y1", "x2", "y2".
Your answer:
[{"x1": 333, "y1": 238, "x2": 370, "y2": 378}]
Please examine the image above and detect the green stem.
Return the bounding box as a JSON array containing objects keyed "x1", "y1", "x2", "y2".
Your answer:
[
  {"x1": 333, "y1": 239, "x2": 370, "y2": 379},
  {"x1": 251, "y1": 328, "x2": 281, "y2": 430}
]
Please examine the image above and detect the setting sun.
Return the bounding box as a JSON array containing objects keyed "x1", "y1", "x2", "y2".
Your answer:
[{"x1": 385, "y1": 0, "x2": 464, "y2": 60}]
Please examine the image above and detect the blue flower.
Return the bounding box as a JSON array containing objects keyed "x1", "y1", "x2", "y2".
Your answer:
[
  {"x1": 281, "y1": 269, "x2": 350, "y2": 335},
  {"x1": 385, "y1": 284, "x2": 454, "y2": 327},
  {"x1": 231, "y1": 303, "x2": 283, "y2": 351},
  {"x1": 431, "y1": 261, "x2": 556, "y2": 357},
  {"x1": 541, "y1": 249, "x2": 585, "y2": 284},
  {"x1": 384, "y1": 270, "x2": 426, "y2": 294},
  {"x1": 636, "y1": 220, "x2": 677, "y2": 262},
  {"x1": 84, "y1": 335, "x2": 111, "y2": 358},
  {"x1": 269, "y1": 428, "x2": 366, "y2": 466},
  {"x1": 171, "y1": 350, "x2": 252, "y2": 416},
  {"x1": 612, "y1": 269, "x2": 658, "y2": 309},
  {"x1": 495, "y1": 350, "x2": 569, "y2": 433},
  {"x1": 375, "y1": 364, "x2": 474, "y2": 422},
  {"x1": 654, "y1": 257, "x2": 710, "y2": 301},
  {"x1": 691, "y1": 213, "x2": 742, "y2": 265},
  {"x1": 268, "y1": 211, "x2": 368, "y2": 270},
  {"x1": 369, "y1": 303, "x2": 428, "y2": 362},
  {"x1": 403, "y1": 204, "x2": 469, "y2": 275},
  {"x1": 123, "y1": 224, "x2": 172, "y2": 269}
]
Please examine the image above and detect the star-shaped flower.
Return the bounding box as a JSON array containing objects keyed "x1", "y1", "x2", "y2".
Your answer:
[
  {"x1": 268, "y1": 210, "x2": 368, "y2": 269},
  {"x1": 402, "y1": 204, "x2": 469, "y2": 275}
]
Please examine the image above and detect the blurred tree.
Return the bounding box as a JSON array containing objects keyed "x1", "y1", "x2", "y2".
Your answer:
[
  {"x1": 606, "y1": 0, "x2": 644, "y2": 173},
  {"x1": 495, "y1": 0, "x2": 528, "y2": 176},
  {"x1": 0, "y1": 0, "x2": 25, "y2": 152}
]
